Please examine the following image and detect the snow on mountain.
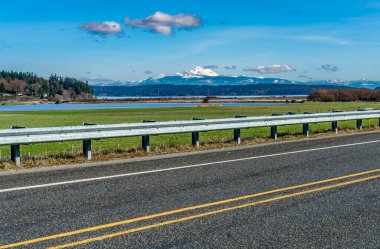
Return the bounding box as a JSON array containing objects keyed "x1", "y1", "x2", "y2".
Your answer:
[
  {"x1": 308, "y1": 80, "x2": 380, "y2": 89},
  {"x1": 135, "y1": 74, "x2": 295, "y2": 86},
  {"x1": 85, "y1": 66, "x2": 380, "y2": 89},
  {"x1": 176, "y1": 66, "x2": 219, "y2": 78},
  {"x1": 189, "y1": 66, "x2": 219, "y2": 77},
  {"x1": 155, "y1": 74, "x2": 166, "y2": 79}
]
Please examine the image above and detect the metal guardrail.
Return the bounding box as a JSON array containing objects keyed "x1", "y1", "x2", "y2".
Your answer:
[{"x1": 2, "y1": 110, "x2": 380, "y2": 166}]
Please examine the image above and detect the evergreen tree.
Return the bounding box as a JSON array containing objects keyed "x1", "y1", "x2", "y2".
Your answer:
[{"x1": 0, "y1": 70, "x2": 92, "y2": 98}]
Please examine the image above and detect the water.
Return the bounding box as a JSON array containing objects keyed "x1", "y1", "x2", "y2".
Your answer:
[
  {"x1": 98, "y1": 95, "x2": 307, "y2": 99},
  {"x1": 0, "y1": 102, "x2": 289, "y2": 112}
]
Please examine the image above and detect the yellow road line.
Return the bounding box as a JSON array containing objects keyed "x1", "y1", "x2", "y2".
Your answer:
[
  {"x1": 1, "y1": 168, "x2": 379, "y2": 249},
  {"x1": 49, "y1": 174, "x2": 380, "y2": 249}
]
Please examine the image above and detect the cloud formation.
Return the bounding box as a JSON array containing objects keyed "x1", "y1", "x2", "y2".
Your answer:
[
  {"x1": 203, "y1": 65, "x2": 219, "y2": 69},
  {"x1": 124, "y1": 11, "x2": 201, "y2": 35},
  {"x1": 80, "y1": 21, "x2": 122, "y2": 35},
  {"x1": 243, "y1": 65, "x2": 296, "y2": 74},
  {"x1": 295, "y1": 35, "x2": 349, "y2": 45},
  {"x1": 80, "y1": 76, "x2": 115, "y2": 84},
  {"x1": 298, "y1": 74, "x2": 313, "y2": 80},
  {"x1": 318, "y1": 64, "x2": 339, "y2": 72},
  {"x1": 224, "y1": 65, "x2": 237, "y2": 70}
]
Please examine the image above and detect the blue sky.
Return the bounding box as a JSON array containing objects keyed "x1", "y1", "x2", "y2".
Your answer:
[{"x1": 1, "y1": 0, "x2": 380, "y2": 82}]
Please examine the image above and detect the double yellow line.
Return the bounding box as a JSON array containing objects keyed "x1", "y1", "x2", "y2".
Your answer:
[{"x1": 1, "y1": 168, "x2": 379, "y2": 249}]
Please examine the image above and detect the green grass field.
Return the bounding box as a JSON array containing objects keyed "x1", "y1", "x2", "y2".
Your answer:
[
  {"x1": 1, "y1": 101, "x2": 380, "y2": 162},
  {"x1": 0, "y1": 101, "x2": 25, "y2": 106}
]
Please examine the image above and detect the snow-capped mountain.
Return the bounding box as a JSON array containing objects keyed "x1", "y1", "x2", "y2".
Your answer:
[
  {"x1": 86, "y1": 66, "x2": 380, "y2": 89},
  {"x1": 304, "y1": 80, "x2": 380, "y2": 89},
  {"x1": 176, "y1": 66, "x2": 219, "y2": 78},
  {"x1": 132, "y1": 66, "x2": 295, "y2": 86},
  {"x1": 137, "y1": 75, "x2": 295, "y2": 86},
  {"x1": 88, "y1": 67, "x2": 295, "y2": 86}
]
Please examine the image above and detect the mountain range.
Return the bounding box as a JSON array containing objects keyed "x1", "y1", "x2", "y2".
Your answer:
[
  {"x1": 93, "y1": 84, "x2": 349, "y2": 97},
  {"x1": 91, "y1": 67, "x2": 360, "y2": 97},
  {"x1": 88, "y1": 66, "x2": 380, "y2": 89}
]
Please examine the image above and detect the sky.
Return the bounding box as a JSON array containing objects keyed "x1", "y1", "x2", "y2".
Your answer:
[{"x1": 1, "y1": 0, "x2": 380, "y2": 83}]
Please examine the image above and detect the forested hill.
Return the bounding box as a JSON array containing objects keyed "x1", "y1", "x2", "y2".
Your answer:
[
  {"x1": 0, "y1": 71, "x2": 93, "y2": 100},
  {"x1": 93, "y1": 84, "x2": 350, "y2": 97}
]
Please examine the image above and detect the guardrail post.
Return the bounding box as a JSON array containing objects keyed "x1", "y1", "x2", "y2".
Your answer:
[
  {"x1": 356, "y1": 119, "x2": 363, "y2": 130},
  {"x1": 233, "y1": 115, "x2": 246, "y2": 144},
  {"x1": 142, "y1": 135, "x2": 150, "y2": 152},
  {"x1": 192, "y1": 132, "x2": 200, "y2": 146},
  {"x1": 331, "y1": 110, "x2": 342, "y2": 132},
  {"x1": 303, "y1": 124, "x2": 310, "y2": 136},
  {"x1": 302, "y1": 112, "x2": 313, "y2": 137},
  {"x1": 142, "y1": 120, "x2": 156, "y2": 152},
  {"x1": 83, "y1": 140, "x2": 92, "y2": 160},
  {"x1": 271, "y1": 126, "x2": 278, "y2": 140},
  {"x1": 234, "y1": 129, "x2": 241, "y2": 144},
  {"x1": 83, "y1": 123, "x2": 97, "y2": 160},
  {"x1": 10, "y1": 144, "x2": 21, "y2": 166},
  {"x1": 191, "y1": 118, "x2": 204, "y2": 147},
  {"x1": 270, "y1": 114, "x2": 281, "y2": 140},
  {"x1": 10, "y1": 125, "x2": 25, "y2": 166}
]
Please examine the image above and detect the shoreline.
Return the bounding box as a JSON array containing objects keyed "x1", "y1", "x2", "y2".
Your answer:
[
  {"x1": 72, "y1": 97, "x2": 307, "y2": 104},
  {"x1": 0, "y1": 96, "x2": 307, "y2": 105}
]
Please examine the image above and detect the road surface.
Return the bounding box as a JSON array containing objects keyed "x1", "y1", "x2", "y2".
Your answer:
[{"x1": 0, "y1": 132, "x2": 379, "y2": 248}]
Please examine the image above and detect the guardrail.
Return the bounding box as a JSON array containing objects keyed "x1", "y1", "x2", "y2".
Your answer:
[{"x1": 2, "y1": 110, "x2": 380, "y2": 166}]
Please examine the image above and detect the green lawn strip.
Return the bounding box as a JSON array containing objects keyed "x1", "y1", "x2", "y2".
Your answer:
[
  {"x1": 0, "y1": 101, "x2": 26, "y2": 106},
  {"x1": 0, "y1": 102, "x2": 380, "y2": 158}
]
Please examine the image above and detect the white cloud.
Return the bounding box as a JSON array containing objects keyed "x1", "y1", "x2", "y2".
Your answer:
[
  {"x1": 318, "y1": 64, "x2": 339, "y2": 72},
  {"x1": 124, "y1": 11, "x2": 201, "y2": 35},
  {"x1": 154, "y1": 25, "x2": 172, "y2": 35},
  {"x1": 294, "y1": 35, "x2": 350, "y2": 45},
  {"x1": 203, "y1": 65, "x2": 219, "y2": 69},
  {"x1": 298, "y1": 74, "x2": 313, "y2": 80},
  {"x1": 210, "y1": 27, "x2": 352, "y2": 46},
  {"x1": 243, "y1": 65, "x2": 296, "y2": 74},
  {"x1": 80, "y1": 21, "x2": 122, "y2": 35},
  {"x1": 224, "y1": 65, "x2": 237, "y2": 70},
  {"x1": 80, "y1": 76, "x2": 116, "y2": 84}
]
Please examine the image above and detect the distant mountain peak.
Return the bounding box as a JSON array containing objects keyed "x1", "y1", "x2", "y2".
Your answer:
[
  {"x1": 84, "y1": 68, "x2": 380, "y2": 89},
  {"x1": 155, "y1": 74, "x2": 166, "y2": 79},
  {"x1": 176, "y1": 66, "x2": 219, "y2": 78}
]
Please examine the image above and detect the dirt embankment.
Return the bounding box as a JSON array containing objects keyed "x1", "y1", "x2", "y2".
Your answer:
[{"x1": 0, "y1": 96, "x2": 52, "y2": 105}]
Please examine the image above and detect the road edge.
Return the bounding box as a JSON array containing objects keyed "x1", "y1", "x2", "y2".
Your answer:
[{"x1": 1, "y1": 130, "x2": 380, "y2": 176}]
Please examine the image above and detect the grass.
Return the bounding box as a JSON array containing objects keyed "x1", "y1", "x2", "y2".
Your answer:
[
  {"x1": 1, "y1": 101, "x2": 380, "y2": 169},
  {"x1": 0, "y1": 101, "x2": 25, "y2": 106}
]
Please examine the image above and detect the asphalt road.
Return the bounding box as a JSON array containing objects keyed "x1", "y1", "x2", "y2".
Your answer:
[{"x1": 0, "y1": 132, "x2": 379, "y2": 248}]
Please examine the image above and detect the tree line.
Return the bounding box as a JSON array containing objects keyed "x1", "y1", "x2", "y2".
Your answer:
[
  {"x1": 93, "y1": 84, "x2": 347, "y2": 97},
  {"x1": 308, "y1": 88, "x2": 380, "y2": 102},
  {"x1": 0, "y1": 70, "x2": 93, "y2": 100}
]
